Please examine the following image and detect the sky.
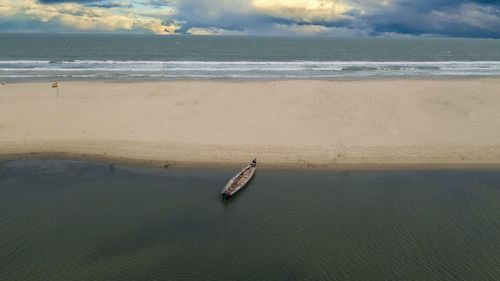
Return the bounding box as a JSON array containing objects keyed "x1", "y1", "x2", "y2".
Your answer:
[{"x1": 0, "y1": 0, "x2": 499, "y2": 38}]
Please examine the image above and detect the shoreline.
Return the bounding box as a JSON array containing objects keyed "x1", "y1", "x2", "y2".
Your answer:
[
  {"x1": 1, "y1": 75, "x2": 499, "y2": 85},
  {"x1": 2, "y1": 78, "x2": 500, "y2": 170},
  {"x1": 3, "y1": 152, "x2": 500, "y2": 171}
]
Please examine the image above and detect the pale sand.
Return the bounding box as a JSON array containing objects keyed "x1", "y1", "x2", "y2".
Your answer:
[{"x1": 1, "y1": 79, "x2": 500, "y2": 169}]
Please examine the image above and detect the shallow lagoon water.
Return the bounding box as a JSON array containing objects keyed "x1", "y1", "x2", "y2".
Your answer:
[{"x1": 1, "y1": 160, "x2": 500, "y2": 281}]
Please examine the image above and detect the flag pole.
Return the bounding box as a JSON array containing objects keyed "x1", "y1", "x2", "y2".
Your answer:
[{"x1": 52, "y1": 81, "x2": 59, "y2": 98}]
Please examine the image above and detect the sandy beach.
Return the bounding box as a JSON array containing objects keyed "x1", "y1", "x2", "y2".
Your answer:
[{"x1": 1, "y1": 79, "x2": 500, "y2": 169}]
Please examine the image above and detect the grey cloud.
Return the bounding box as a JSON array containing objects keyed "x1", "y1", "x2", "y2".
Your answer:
[
  {"x1": 1, "y1": 0, "x2": 500, "y2": 37},
  {"x1": 361, "y1": 1, "x2": 500, "y2": 37}
]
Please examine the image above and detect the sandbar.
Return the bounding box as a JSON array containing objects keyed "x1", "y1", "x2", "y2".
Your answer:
[{"x1": 1, "y1": 79, "x2": 500, "y2": 169}]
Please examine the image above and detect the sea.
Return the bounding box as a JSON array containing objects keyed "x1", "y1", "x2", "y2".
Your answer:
[
  {"x1": 1, "y1": 34, "x2": 500, "y2": 81},
  {"x1": 1, "y1": 160, "x2": 500, "y2": 281}
]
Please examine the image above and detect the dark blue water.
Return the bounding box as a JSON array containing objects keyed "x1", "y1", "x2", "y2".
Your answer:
[
  {"x1": 1, "y1": 160, "x2": 500, "y2": 281},
  {"x1": 1, "y1": 34, "x2": 500, "y2": 81}
]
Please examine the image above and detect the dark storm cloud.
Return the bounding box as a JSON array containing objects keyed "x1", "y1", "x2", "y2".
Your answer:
[
  {"x1": 0, "y1": 0, "x2": 499, "y2": 37},
  {"x1": 355, "y1": 0, "x2": 500, "y2": 37},
  {"x1": 169, "y1": 0, "x2": 500, "y2": 37}
]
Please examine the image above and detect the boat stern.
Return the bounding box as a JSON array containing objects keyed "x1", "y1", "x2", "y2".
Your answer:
[{"x1": 221, "y1": 192, "x2": 231, "y2": 200}]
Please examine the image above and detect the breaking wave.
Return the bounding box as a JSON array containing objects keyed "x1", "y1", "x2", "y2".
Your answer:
[{"x1": 0, "y1": 60, "x2": 499, "y2": 81}]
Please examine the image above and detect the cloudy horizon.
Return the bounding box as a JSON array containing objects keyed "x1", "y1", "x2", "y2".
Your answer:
[{"x1": 0, "y1": 0, "x2": 499, "y2": 38}]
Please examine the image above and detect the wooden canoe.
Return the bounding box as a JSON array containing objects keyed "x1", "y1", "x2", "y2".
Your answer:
[{"x1": 221, "y1": 159, "x2": 256, "y2": 199}]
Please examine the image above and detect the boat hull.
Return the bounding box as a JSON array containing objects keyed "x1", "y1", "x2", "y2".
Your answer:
[
  {"x1": 221, "y1": 175, "x2": 254, "y2": 199},
  {"x1": 221, "y1": 160, "x2": 256, "y2": 199}
]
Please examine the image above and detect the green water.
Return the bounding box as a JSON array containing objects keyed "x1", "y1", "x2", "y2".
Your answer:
[
  {"x1": 1, "y1": 160, "x2": 500, "y2": 281},
  {"x1": 2, "y1": 35, "x2": 500, "y2": 81},
  {"x1": 2, "y1": 34, "x2": 500, "y2": 61}
]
